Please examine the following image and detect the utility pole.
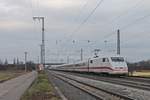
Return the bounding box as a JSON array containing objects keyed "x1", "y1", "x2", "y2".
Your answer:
[
  {"x1": 104, "y1": 40, "x2": 107, "y2": 52},
  {"x1": 24, "y1": 52, "x2": 27, "y2": 72},
  {"x1": 81, "y1": 48, "x2": 83, "y2": 61},
  {"x1": 37, "y1": 56, "x2": 39, "y2": 64},
  {"x1": 40, "y1": 44, "x2": 42, "y2": 64},
  {"x1": 117, "y1": 29, "x2": 120, "y2": 55},
  {"x1": 33, "y1": 17, "x2": 45, "y2": 67},
  {"x1": 67, "y1": 56, "x2": 70, "y2": 64}
]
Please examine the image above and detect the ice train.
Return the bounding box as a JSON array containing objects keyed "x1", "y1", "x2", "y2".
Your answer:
[{"x1": 50, "y1": 55, "x2": 128, "y2": 75}]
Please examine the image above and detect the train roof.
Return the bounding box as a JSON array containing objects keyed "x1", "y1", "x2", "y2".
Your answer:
[{"x1": 90, "y1": 54, "x2": 124, "y2": 59}]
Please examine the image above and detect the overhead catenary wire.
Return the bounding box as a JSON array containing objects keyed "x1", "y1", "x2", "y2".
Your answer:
[
  {"x1": 69, "y1": 0, "x2": 104, "y2": 38},
  {"x1": 34, "y1": 0, "x2": 40, "y2": 15},
  {"x1": 57, "y1": 0, "x2": 90, "y2": 42},
  {"x1": 99, "y1": 0, "x2": 149, "y2": 46},
  {"x1": 93, "y1": 0, "x2": 146, "y2": 42},
  {"x1": 96, "y1": 0, "x2": 146, "y2": 42},
  {"x1": 66, "y1": 0, "x2": 145, "y2": 47},
  {"x1": 104, "y1": 11, "x2": 150, "y2": 53},
  {"x1": 109, "y1": 0, "x2": 144, "y2": 24},
  {"x1": 120, "y1": 13, "x2": 150, "y2": 31},
  {"x1": 61, "y1": 0, "x2": 149, "y2": 58},
  {"x1": 59, "y1": 0, "x2": 105, "y2": 57},
  {"x1": 75, "y1": 0, "x2": 90, "y2": 22},
  {"x1": 56, "y1": 0, "x2": 105, "y2": 59},
  {"x1": 48, "y1": 0, "x2": 91, "y2": 59},
  {"x1": 114, "y1": 10, "x2": 150, "y2": 50}
]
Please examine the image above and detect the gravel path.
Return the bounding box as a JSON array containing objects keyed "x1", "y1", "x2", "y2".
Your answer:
[{"x1": 0, "y1": 71, "x2": 37, "y2": 100}]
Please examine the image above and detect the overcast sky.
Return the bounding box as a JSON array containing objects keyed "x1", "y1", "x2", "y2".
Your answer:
[{"x1": 0, "y1": 0, "x2": 150, "y2": 63}]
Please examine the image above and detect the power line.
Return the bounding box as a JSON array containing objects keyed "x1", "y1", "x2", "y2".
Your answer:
[
  {"x1": 102, "y1": 12, "x2": 150, "y2": 53},
  {"x1": 121, "y1": 28, "x2": 150, "y2": 46},
  {"x1": 66, "y1": 0, "x2": 145, "y2": 47},
  {"x1": 94, "y1": 0, "x2": 145, "y2": 42},
  {"x1": 34, "y1": 0, "x2": 40, "y2": 15},
  {"x1": 103, "y1": 31, "x2": 115, "y2": 39},
  {"x1": 120, "y1": 13, "x2": 150, "y2": 30},
  {"x1": 59, "y1": 0, "x2": 105, "y2": 52},
  {"x1": 109, "y1": 0, "x2": 144, "y2": 24},
  {"x1": 69, "y1": 0, "x2": 104, "y2": 37},
  {"x1": 103, "y1": 12, "x2": 150, "y2": 53},
  {"x1": 108, "y1": 13, "x2": 150, "y2": 52},
  {"x1": 28, "y1": 0, "x2": 34, "y2": 16},
  {"x1": 100, "y1": 1, "x2": 149, "y2": 45},
  {"x1": 75, "y1": 0, "x2": 90, "y2": 22},
  {"x1": 46, "y1": 1, "x2": 91, "y2": 52}
]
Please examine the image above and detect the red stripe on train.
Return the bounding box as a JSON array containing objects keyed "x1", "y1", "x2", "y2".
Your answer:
[
  {"x1": 72, "y1": 67, "x2": 127, "y2": 71},
  {"x1": 74, "y1": 67, "x2": 113, "y2": 70}
]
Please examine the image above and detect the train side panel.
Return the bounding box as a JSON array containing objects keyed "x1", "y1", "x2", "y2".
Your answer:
[
  {"x1": 88, "y1": 58, "x2": 113, "y2": 73},
  {"x1": 51, "y1": 56, "x2": 128, "y2": 75}
]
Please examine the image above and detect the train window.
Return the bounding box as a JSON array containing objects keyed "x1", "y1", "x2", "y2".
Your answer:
[
  {"x1": 106, "y1": 58, "x2": 109, "y2": 62},
  {"x1": 102, "y1": 58, "x2": 105, "y2": 62},
  {"x1": 111, "y1": 57, "x2": 124, "y2": 62},
  {"x1": 102, "y1": 58, "x2": 109, "y2": 62},
  {"x1": 90, "y1": 60, "x2": 93, "y2": 63}
]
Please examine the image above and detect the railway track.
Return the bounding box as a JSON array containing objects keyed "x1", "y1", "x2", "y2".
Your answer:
[
  {"x1": 49, "y1": 71, "x2": 150, "y2": 100},
  {"x1": 60, "y1": 71, "x2": 150, "y2": 91},
  {"x1": 121, "y1": 76, "x2": 150, "y2": 83}
]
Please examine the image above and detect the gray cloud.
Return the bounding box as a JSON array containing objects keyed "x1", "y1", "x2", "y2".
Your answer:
[{"x1": 0, "y1": 0, "x2": 150, "y2": 63}]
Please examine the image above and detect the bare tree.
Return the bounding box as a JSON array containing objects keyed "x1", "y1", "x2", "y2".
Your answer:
[
  {"x1": 4, "y1": 59, "x2": 8, "y2": 65},
  {"x1": 13, "y1": 58, "x2": 16, "y2": 65}
]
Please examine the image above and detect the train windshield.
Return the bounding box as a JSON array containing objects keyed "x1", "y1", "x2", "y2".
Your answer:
[{"x1": 111, "y1": 57, "x2": 124, "y2": 62}]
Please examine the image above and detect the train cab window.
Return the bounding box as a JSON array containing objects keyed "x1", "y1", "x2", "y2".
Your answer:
[
  {"x1": 90, "y1": 60, "x2": 93, "y2": 63},
  {"x1": 111, "y1": 57, "x2": 124, "y2": 62}
]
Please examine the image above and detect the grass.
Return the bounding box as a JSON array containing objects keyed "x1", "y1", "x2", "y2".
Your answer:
[
  {"x1": 129, "y1": 71, "x2": 150, "y2": 77},
  {"x1": 21, "y1": 71, "x2": 60, "y2": 100},
  {"x1": 0, "y1": 70, "x2": 26, "y2": 82}
]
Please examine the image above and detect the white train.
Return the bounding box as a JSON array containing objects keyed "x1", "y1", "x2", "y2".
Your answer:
[{"x1": 50, "y1": 55, "x2": 128, "y2": 75}]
